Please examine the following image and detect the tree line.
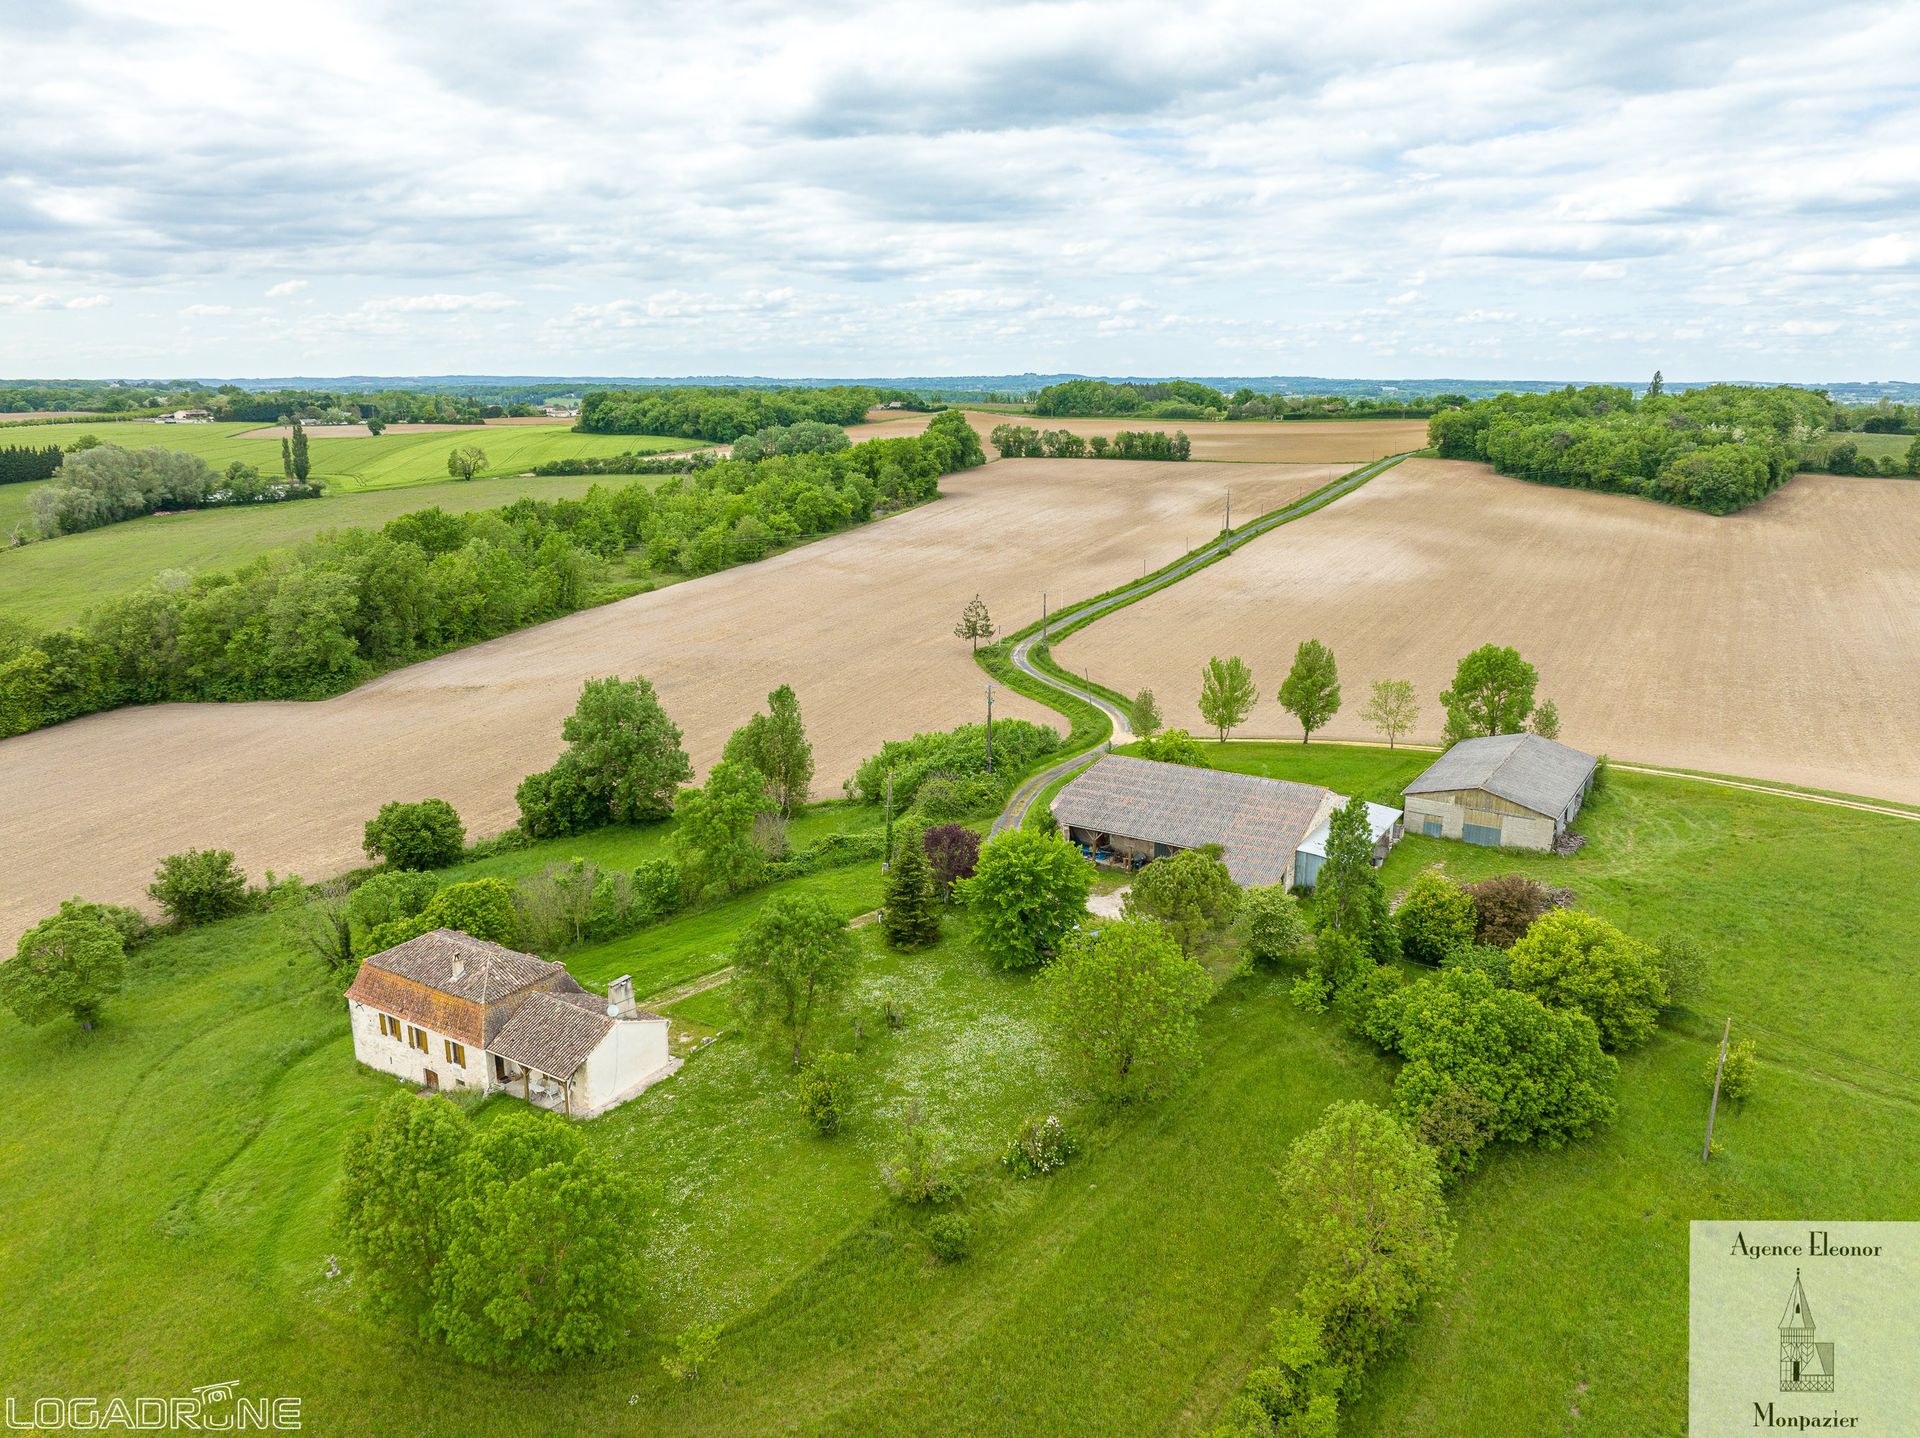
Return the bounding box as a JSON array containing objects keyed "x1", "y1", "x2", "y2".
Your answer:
[
  {"x1": 989, "y1": 423, "x2": 1192, "y2": 461},
  {"x1": 577, "y1": 385, "x2": 902, "y2": 441},
  {"x1": 19, "y1": 443, "x2": 321, "y2": 540},
  {"x1": 0, "y1": 412, "x2": 985, "y2": 737},
  {"x1": 1427, "y1": 382, "x2": 1835, "y2": 514},
  {"x1": 0, "y1": 444, "x2": 66, "y2": 486}
]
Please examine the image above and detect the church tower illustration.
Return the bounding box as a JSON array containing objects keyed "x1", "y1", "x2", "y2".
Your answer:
[{"x1": 1778, "y1": 1268, "x2": 1835, "y2": 1392}]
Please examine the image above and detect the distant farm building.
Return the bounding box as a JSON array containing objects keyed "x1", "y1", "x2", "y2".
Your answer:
[
  {"x1": 1051, "y1": 754, "x2": 1401, "y2": 890},
  {"x1": 1402, "y1": 732, "x2": 1597, "y2": 850},
  {"x1": 157, "y1": 408, "x2": 213, "y2": 423},
  {"x1": 345, "y1": 929, "x2": 677, "y2": 1118}
]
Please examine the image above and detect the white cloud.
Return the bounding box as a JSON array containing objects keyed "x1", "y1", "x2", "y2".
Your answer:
[{"x1": 0, "y1": 0, "x2": 1915, "y2": 379}]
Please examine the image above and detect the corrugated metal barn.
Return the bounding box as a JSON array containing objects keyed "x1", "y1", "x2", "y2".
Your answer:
[{"x1": 1402, "y1": 732, "x2": 1597, "y2": 850}]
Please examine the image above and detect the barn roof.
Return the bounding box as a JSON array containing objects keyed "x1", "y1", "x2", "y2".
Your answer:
[
  {"x1": 1402, "y1": 733, "x2": 1596, "y2": 818},
  {"x1": 488, "y1": 989, "x2": 616, "y2": 1080},
  {"x1": 1051, "y1": 754, "x2": 1329, "y2": 888}
]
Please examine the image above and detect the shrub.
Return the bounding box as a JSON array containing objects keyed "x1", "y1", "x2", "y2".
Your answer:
[
  {"x1": 1374, "y1": 967, "x2": 1618, "y2": 1147},
  {"x1": 1440, "y1": 942, "x2": 1513, "y2": 988},
  {"x1": 1709, "y1": 1037, "x2": 1758, "y2": 1101},
  {"x1": 846, "y1": 718, "x2": 1059, "y2": 808},
  {"x1": 1132, "y1": 728, "x2": 1210, "y2": 767},
  {"x1": 1412, "y1": 1082, "x2": 1500, "y2": 1182},
  {"x1": 631, "y1": 857, "x2": 686, "y2": 922},
  {"x1": 1003, "y1": 1114, "x2": 1078, "y2": 1178},
  {"x1": 363, "y1": 798, "x2": 466, "y2": 870},
  {"x1": 797, "y1": 1052, "x2": 855, "y2": 1135},
  {"x1": 910, "y1": 775, "x2": 1001, "y2": 823},
  {"x1": 1654, "y1": 932, "x2": 1707, "y2": 1008},
  {"x1": 1243, "y1": 884, "x2": 1311, "y2": 968},
  {"x1": 371, "y1": 878, "x2": 520, "y2": 951},
  {"x1": 48, "y1": 896, "x2": 150, "y2": 950},
  {"x1": 660, "y1": 1322, "x2": 721, "y2": 1383},
  {"x1": 1394, "y1": 868, "x2": 1476, "y2": 967},
  {"x1": 1463, "y1": 873, "x2": 1567, "y2": 948},
  {"x1": 1507, "y1": 909, "x2": 1667, "y2": 1050},
  {"x1": 955, "y1": 827, "x2": 1093, "y2": 970},
  {"x1": 147, "y1": 848, "x2": 250, "y2": 927},
  {"x1": 924, "y1": 1212, "x2": 974, "y2": 1263},
  {"x1": 881, "y1": 1104, "x2": 957, "y2": 1204},
  {"x1": 1332, "y1": 961, "x2": 1400, "y2": 1042}
]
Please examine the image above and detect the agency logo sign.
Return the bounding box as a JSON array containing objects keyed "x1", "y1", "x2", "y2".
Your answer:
[{"x1": 1691, "y1": 1221, "x2": 1918, "y2": 1435}]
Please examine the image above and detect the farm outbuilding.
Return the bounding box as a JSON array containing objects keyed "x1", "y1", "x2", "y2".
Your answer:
[
  {"x1": 1050, "y1": 754, "x2": 1401, "y2": 890},
  {"x1": 1402, "y1": 732, "x2": 1597, "y2": 851}
]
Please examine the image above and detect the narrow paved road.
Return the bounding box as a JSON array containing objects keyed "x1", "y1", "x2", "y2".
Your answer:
[{"x1": 989, "y1": 452, "x2": 1412, "y2": 834}]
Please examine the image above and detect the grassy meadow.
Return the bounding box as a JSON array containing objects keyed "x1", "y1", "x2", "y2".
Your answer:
[
  {"x1": 3, "y1": 748, "x2": 1918, "y2": 1435},
  {"x1": 0, "y1": 420, "x2": 698, "y2": 493}
]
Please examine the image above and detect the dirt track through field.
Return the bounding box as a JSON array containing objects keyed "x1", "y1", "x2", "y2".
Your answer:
[
  {"x1": 1060, "y1": 458, "x2": 1920, "y2": 806},
  {"x1": 0, "y1": 458, "x2": 1342, "y2": 945},
  {"x1": 857, "y1": 409, "x2": 1427, "y2": 463}
]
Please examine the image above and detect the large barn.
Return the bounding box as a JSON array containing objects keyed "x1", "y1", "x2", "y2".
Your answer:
[
  {"x1": 1051, "y1": 754, "x2": 1400, "y2": 890},
  {"x1": 1401, "y1": 732, "x2": 1597, "y2": 850}
]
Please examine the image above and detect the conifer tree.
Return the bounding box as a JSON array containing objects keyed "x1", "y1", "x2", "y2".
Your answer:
[{"x1": 882, "y1": 838, "x2": 940, "y2": 949}]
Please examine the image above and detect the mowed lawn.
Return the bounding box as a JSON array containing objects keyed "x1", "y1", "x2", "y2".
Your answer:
[
  {"x1": 3, "y1": 755, "x2": 1918, "y2": 1435},
  {"x1": 0, "y1": 420, "x2": 699, "y2": 492},
  {"x1": 0, "y1": 470, "x2": 671, "y2": 629}
]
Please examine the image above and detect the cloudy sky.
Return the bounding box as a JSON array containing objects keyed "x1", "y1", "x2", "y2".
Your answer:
[{"x1": 3, "y1": 0, "x2": 1917, "y2": 381}]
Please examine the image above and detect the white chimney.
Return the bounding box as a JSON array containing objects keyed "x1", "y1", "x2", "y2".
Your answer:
[{"x1": 608, "y1": 975, "x2": 637, "y2": 1018}]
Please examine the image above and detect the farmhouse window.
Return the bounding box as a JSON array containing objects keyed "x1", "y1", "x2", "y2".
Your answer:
[
  {"x1": 378, "y1": 1013, "x2": 402, "y2": 1039},
  {"x1": 444, "y1": 1040, "x2": 466, "y2": 1067},
  {"x1": 408, "y1": 1026, "x2": 429, "y2": 1052}
]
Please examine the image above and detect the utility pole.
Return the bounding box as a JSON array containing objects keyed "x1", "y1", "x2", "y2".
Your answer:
[
  {"x1": 1225, "y1": 489, "x2": 1231, "y2": 533},
  {"x1": 1701, "y1": 1016, "x2": 1732, "y2": 1162},
  {"x1": 1041, "y1": 591, "x2": 1047, "y2": 644},
  {"x1": 984, "y1": 684, "x2": 994, "y2": 772}
]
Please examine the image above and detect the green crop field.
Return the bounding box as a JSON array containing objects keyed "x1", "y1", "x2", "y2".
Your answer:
[
  {"x1": 0, "y1": 420, "x2": 700, "y2": 493},
  {"x1": 0, "y1": 470, "x2": 676, "y2": 630},
  {"x1": 3, "y1": 749, "x2": 1916, "y2": 1435}
]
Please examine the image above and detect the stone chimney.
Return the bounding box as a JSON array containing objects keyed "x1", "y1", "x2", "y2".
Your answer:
[{"x1": 608, "y1": 975, "x2": 637, "y2": 1018}]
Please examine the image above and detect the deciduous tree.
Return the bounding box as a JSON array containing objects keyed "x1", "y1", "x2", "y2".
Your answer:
[
  {"x1": 446, "y1": 445, "x2": 487, "y2": 481},
  {"x1": 363, "y1": 798, "x2": 467, "y2": 870},
  {"x1": 722, "y1": 684, "x2": 814, "y2": 816},
  {"x1": 1041, "y1": 918, "x2": 1212, "y2": 1102},
  {"x1": 1123, "y1": 847, "x2": 1241, "y2": 959},
  {"x1": 1360, "y1": 678, "x2": 1419, "y2": 748},
  {"x1": 1, "y1": 914, "x2": 126, "y2": 1028},
  {"x1": 732, "y1": 892, "x2": 858, "y2": 1064},
  {"x1": 1280, "y1": 1101, "x2": 1455, "y2": 1363},
  {"x1": 1439, "y1": 645, "x2": 1538, "y2": 740},
  {"x1": 516, "y1": 675, "x2": 693, "y2": 836},
  {"x1": 1531, "y1": 699, "x2": 1561, "y2": 740},
  {"x1": 1314, "y1": 796, "x2": 1397, "y2": 965},
  {"x1": 337, "y1": 1092, "x2": 469, "y2": 1324},
  {"x1": 921, "y1": 823, "x2": 981, "y2": 900},
  {"x1": 1243, "y1": 883, "x2": 1311, "y2": 968},
  {"x1": 1277, "y1": 640, "x2": 1340, "y2": 743},
  {"x1": 1507, "y1": 908, "x2": 1667, "y2": 1050},
  {"x1": 1394, "y1": 867, "x2": 1477, "y2": 967},
  {"x1": 1197, "y1": 655, "x2": 1256, "y2": 741},
  {"x1": 955, "y1": 828, "x2": 1093, "y2": 969},
  {"x1": 1132, "y1": 728, "x2": 1209, "y2": 766},
  {"x1": 1130, "y1": 689, "x2": 1162, "y2": 736},
  {"x1": 675, "y1": 760, "x2": 771, "y2": 897},
  {"x1": 290, "y1": 419, "x2": 310, "y2": 481}
]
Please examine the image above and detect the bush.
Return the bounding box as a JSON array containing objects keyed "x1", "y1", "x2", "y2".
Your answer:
[
  {"x1": 924, "y1": 1212, "x2": 974, "y2": 1263},
  {"x1": 1654, "y1": 932, "x2": 1707, "y2": 1008},
  {"x1": 1709, "y1": 1037, "x2": 1758, "y2": 1101},
  {"x1": 363, "y1": 798, "x2": 467, "y2": 870},
  {"x1": 147, "y1": 848, "x2": 251, "y2": 927},
  {"x1": 881, "y1": 1104, "x2": 957, "y2": 1204},
  {"x1": 1003, "y1": 1114, "x2": 1078, "y2": 1178},
  {"x1": 1412, "y1": 1082, "x2": 1500, "y2": 1182},
  {"x1": 1394, "y1": 868, "x2": 1476, "y2": 967},
  {"x1": 1132, "y1": 729, "x2": 1210, "y2": 767},
  {"x1": 1243, "y1": 884, "x2": 1311, "y2": 968},
  {"x1": 797, "y1": 1052, "x2": 855, "y2": 1135},
  {"x1": 1463, "y1": 873, "x2": 1568, "y2": 948},
  {"x1": 660, "y1": 1322, "x2": 721, "y2": 1383},
  {"x1": 630, "y1": 857, "x2": 687, "y2": 922},
  {"x1": 907, "y1": 773, "x2": 1003, "y2": 823},
  {"x1": 1507, "y1": 909, "x2": 1667, "y2": 1050},
  {"x1": 1439, "y1": 942, "x2": 1513, "y2": 988},
  {"x1": 846, "y1": 718, "x2": 1060, "y2": 808},
  {"x1": 349, "y1": 870, "x2": 441, "y2": 948}
]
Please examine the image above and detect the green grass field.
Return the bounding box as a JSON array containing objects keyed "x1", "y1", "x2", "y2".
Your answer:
[
  {"x1": 0, "y1": 470, "x2": 674, "y2": 630},
  {"x1": 0, "y1": 420, "x2": 698, "y2": 493},
  {"x1": 3, "y1": 752, "x2": 1916, "y2": 1435}
]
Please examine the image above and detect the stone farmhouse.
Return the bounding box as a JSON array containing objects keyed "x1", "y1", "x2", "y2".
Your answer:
[
  {"x1": 1051, "y1": 754, "x2": 1401, "y2": 891},
  {"x1": 344, "y1": 929, "x2": 677, "y2": 1119},
  {"x1": 1402, "y1": 732, "x2": 1597, "y2": 850}
]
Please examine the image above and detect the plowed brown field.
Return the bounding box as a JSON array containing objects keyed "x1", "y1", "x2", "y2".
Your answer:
[
  {"x1": 857, "y1": 409, "x2": 1427, "y2": 462},
  {"x1": 0, "y1": 458, "x2": 1344, "y2": 943},
  {"x1": 1061, "y1": 458, "x2": 1920, "y2": 804}
]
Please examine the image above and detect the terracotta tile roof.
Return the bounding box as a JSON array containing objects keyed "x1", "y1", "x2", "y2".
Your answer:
[
  {"x1": 345, "y1": 965, "x2": 487, "y2": 1046},
  {"x1": 361, "y1": 928, "x2": 562, "y2": 1001},
  {"x1": 488, "y1": 990, "x2": 616, "y2": 1079},
  {"x1": 1050, "y1": 754, "x2": 1330, "y2": 889}
]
